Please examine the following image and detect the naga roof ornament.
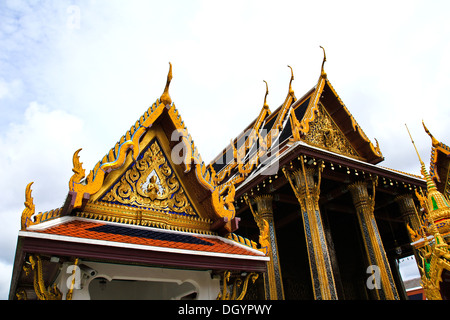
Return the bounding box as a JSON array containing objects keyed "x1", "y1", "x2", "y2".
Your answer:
[
  {"x1": 320, "y1": 45, "x2": 327, "y2": 79},
  {"x1": 160, "y1": 62, "x2": 173, "y2": 107},
  {"x1": 263, "y1": 80, "x2": 269, "y2": 110}
]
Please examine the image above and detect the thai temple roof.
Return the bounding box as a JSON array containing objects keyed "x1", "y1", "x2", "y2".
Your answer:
[
  {"x1": 19, "y1": 216, "x2": 267, "y2": 268},
  {"x1": 20, "y1": 51, "x2": 427, "y2": 241},
  {"x1": 12, "y1": 48, "x2": 450, "y2": 301}
]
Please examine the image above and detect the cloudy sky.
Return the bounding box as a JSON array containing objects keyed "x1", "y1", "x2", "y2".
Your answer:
[{"x1": 1, "y1": 0, "x2": 448, "y2": 299}]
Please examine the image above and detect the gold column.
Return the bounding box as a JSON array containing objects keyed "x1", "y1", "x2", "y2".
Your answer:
[
  {"x1": 395, "y1": 194, "x2": 422, "y2": 240},
  {"x1": 246, "y1": 194, "x2": 285, "y2": 300},
  {"x1": 282, "y1": 160, "x2": 338, "y2": 300},
  {"x1": 348, "y1": 181, "x2": 399, "y2": 300}
]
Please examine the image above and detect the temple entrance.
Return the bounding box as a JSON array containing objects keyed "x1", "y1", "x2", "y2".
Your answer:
[
  {"x1": 275, "y1": 204, "x2": 314, "y2": 299},
  {"x1": 322, "y1": 200, "x2": 370, "y2": 299}
]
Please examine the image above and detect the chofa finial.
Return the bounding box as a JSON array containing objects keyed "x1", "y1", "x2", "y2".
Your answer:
[
  {"x1": 320, "y1": 46, "x2": 327, "y2": 78},
  {"x1": 422, "y1": 120, "x2": 440, "y2": 147},
  {"x1": 160, "y1": 62, "x2": 173, "y2": 107},
  {"x1": 263, "y1": 80, "x2": 269, "y2": 109},
  {"x1": 21, "y1": 182, "x2": 35, "y2": 230},
  {"x1": 287, "y1": 65, "x2": 294, "y2": 96}
]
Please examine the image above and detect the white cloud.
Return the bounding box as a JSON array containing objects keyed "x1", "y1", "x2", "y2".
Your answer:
[
  {"x1": 0, "y1": 102, "x2": 87, "y2": 288},
  {"x1": 0, "y1": 102, "x2": 86, "y2": 206},
  {"x1": 0, "y1": 259, "x2": 13, "y2": 300},
  {"x1": 0, "y1": 78, "x2": 22, "y2": 100}
]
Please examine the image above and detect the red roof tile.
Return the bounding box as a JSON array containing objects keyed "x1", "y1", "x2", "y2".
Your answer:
[{"x1": 28, "y1": 218, "x2": 264, "y2": 258}]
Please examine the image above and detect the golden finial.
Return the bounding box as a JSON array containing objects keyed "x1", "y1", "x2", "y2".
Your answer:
[
  {"x1": 405, "y1": 123, "x2": 424, "y2": 166},
  {"x1": 422, "y1": 120, "x2": 440, "y2": 147},
  {"x1": 263, "y1": 80, "x2": 269, "y2": 109},
  {"x1": 406, "y1": 123, "x2": 437, "y2": 192},
  {"x1": 21, "y1": 182, "x2": 35, "y2": 230},
  {"x1": 160, "y1": 62, "x2": 173, "y2": 107},
  {"x1": 287, "y1": 65, "x2": 294, "y2": 96},
  {"x1": 320, "y1": 46, "x2": 327, "y2": 78}
]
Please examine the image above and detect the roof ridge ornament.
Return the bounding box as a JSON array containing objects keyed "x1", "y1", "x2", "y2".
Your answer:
[
  {"x1": 160, "y1": 62, "x2": 173, "y2": 107},
  {"x1": 263, "y1": 80, "x2": 269, "y2": 109},
  {"x1": 21, "y1": 182, "x2": 35, "y2": 230},
  {"x1": 287, "y1": 65, "x2": 295, "y2": 97},
  {"x1": 422, "y1": 120, "x2": 440, "y2": 147},
  {"x1": 320, "y1": 46, "x2": 327, "y2": 79}
]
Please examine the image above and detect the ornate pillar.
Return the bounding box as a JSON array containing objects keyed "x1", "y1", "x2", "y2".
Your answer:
[
  {"x1": 282, "y1": 161, "x2": 338, "y2": 300},
  {"x1": 348, "y1": 181, "x2": 399, "y2": 300},
  {"x1": 395, "y1": 194, "x2": 422, "y2": 242},
  {"x1": 246, "y1": 194, "x2": 285, "y2": 300}
]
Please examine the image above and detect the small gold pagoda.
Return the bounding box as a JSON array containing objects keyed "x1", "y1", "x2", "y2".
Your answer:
[{"x1": 406, "y1": 123, "x2": 450, "y2": 300}]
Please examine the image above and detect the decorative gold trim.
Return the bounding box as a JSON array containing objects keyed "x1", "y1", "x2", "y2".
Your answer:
[
  {"x1": 406, "y1": 125, "x2": 450, "y2": 299},
  {"x1": 304, "y1": 102, "x2": 360, "y2": 159},
  {"x1": 348, "y1": 180, "x2": 399, "y2": 300},
  {"x1": 21, "y1": 182, "x2": 35, "y2": 230},
  {"x1": 20, "y1": 182, "x2": 63, "y2": 230},
  {"x1": 100, "y1": 139, "x2": 198, "y2": 217},
  {"x1": 160, "y1": 62, "x2": 173, "y2": 106},
  {"x1": 226, "y1": 233, "x2": 258, "y2": 250},
  {"x1": 23, "y1": 255, "x2": 62, "y2": 300},
  {"x1": 325, "y1": 78, "x2": 382, "y2": 158},
  {"x1": 245, "y1": 194, "x2": 285, "y2": 300},
  {"x1": 423, "y1": 120, "x2": 450, "y2": 198},
  {"x1": 245, "y1": 195, "x2": 271, "y2": 254},
  {"x1": 62, "y1": 64, "x2": 237, "y2": 230},
  {"x1": 69, "y1": 99, "x2": 166, "y2": 209},
  {"x1": 78, "y1": 202, "x2": 215, "y2": 234},
  {"x1": 319, "y1": 46, "x2": 327, "y2": 78},
  {"x1": 217, "y1": 271, "x2": 259, "y2": 300},
  {"x1": 283, "y1": 161, "x2": 338, "y2": 300}
]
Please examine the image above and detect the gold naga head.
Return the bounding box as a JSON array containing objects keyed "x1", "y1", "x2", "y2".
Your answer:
[
  {"x1": 160, "y1": 62, "x2": 173, "y2": 107},
  {"x1": 320, "y1": 45, "x2": 327, "y2": 78}
]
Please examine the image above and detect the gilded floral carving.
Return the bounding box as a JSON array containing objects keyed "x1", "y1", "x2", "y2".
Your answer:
[{"x1": 100, "y1": 139, "x2": 197, "y2": 216}]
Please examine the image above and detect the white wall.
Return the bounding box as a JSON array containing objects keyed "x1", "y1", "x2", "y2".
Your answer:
[{"x1": 56, "y1": 260, "x2": 221, "y2": 300}]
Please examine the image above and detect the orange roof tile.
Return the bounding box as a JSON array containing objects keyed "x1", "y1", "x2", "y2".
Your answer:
[{"x1": 26, "y1": 218, "x2": 265, "y2": 259}]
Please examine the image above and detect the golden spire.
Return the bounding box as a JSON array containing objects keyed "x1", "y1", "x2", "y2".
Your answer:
[
  {"x1": 405, "y1": 123, "x2": 436, "y2": 190},
  {"x1": 263, "y1": 80, "x2": 269, "y2": 109},
  {"x1": 160, "y1": 62, "x2": 173, "y2": 106},
  {"x1": 287, "y1": 65, "x2": 294, "y2": 96},
  {"x1": 406, "y1": 124, "x2": 450, "y2": 227},
  {"x1": 320, "y1": 46, "x2": 327, "y2": 78}
]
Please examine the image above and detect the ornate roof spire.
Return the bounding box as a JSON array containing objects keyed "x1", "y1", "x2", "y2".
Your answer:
[
  {"x1": 405, "y1": 123, "x2": 436, "y2": 190},
  {"x1": 320, "y1": 46, "x2": 327, "y2": 78},
  {"x1": 423, "y1": 120, "x2": 440, "y2": 147},
  {"x1": 160, "y1": 62, "x2": 173, "y2": 107},
  {"x1": 263, "y1": 80, "x2": 269, "y2": 109},
  {"x1": 406, "y1": 124, "x2": 450, "y2": 226},
  {"x1": 287, "y1": 65, "x2": 295, "y2": 97},
  {"x1": 21, "y1": 182, "x2": 35, "y2": 230}
]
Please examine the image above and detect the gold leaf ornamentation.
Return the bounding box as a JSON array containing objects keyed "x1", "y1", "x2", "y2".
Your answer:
[
  {"x1": 304, "y1": 103, "x2": 359, "y2": 158},
  {"x1": 100, "y1": 139, "x2": 197, "y2": 216}
]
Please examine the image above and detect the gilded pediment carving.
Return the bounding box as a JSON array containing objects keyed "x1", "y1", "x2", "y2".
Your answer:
[
  {"x1": 304, "y1": 103, "x2": 359, "y2": 159},
  {"x1": 99, "y1": 139, "x2": 198, "y2": 217}
]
